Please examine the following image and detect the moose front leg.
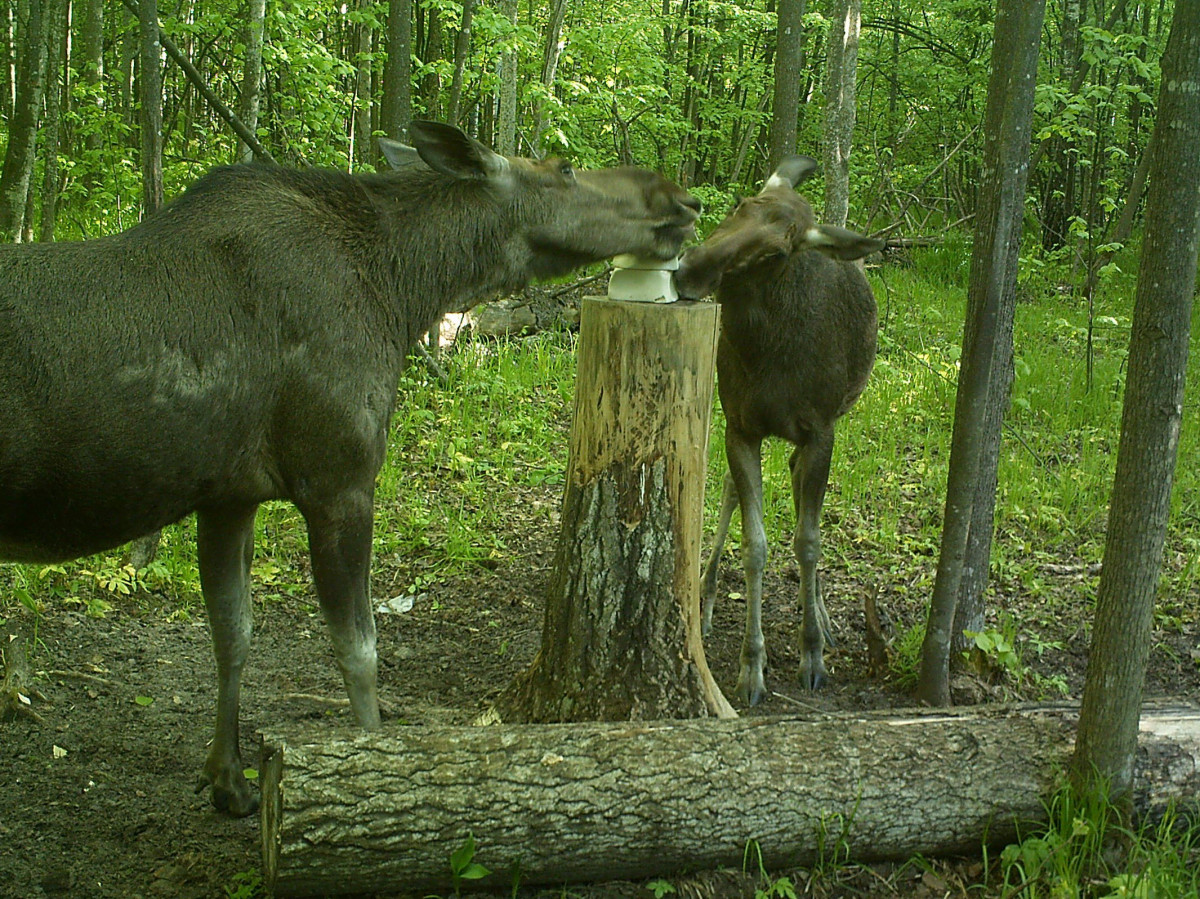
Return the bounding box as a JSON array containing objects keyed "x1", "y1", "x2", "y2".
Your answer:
[
  {"x1": 725, "y1": 430, "x2": 769, "y2": 706},
  {"x1": 790, "y1": 434, "x2": 835, "y2": 690},
  {"x1": 195, "y1": 504, "x2": 260, "y2": 817},
  {"x1": 305, "y1": 488, "x2": 382, "y2": 731}
]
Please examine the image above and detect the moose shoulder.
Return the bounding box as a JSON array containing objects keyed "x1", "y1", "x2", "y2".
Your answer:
[{"x1": 0, "y1": 121, "x2": 700, "y2": 816}]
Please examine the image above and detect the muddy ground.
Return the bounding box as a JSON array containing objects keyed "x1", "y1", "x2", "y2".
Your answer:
[{"x1": 3, "y1": 449, "x2": 1199, "y2": 899}]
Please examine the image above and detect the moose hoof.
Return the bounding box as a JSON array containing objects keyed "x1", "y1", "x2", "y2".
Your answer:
[
  {"x1": 799, "y1": 654, "x2": 828, "y2": 691},
  {"x1": 736, "y1": 669, "x2": 767, "y2": 707},
  {"x1": 196, "y1": 770, "x2": 259, "y2": 818}
]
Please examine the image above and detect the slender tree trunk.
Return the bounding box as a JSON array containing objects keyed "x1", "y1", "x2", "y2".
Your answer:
[
  {"x1": 38, "y1": 0, "x2": 66, "y2": 242},
  {"x1": 496, "y1": 0, "x2": 518, "y2": 155},
  {"x1": 418, "y1": 0, "x2": 442, "y2": 121},
  {"x1": 1040, "y1": 0, "x2": 1082, "y2": 252},
  {"x1": 380, "y1": 0, "x2": 412, "y2": 150},
  {"x1": 766, "y1": 0, "x2": 805, "y2": 172},
  {"x1": 236, "y1": 0, "x2": 266, "y2": 163},
  {"x1": 137, "y1": 0, "x2": 162, "y2": 214},
  {"x1": 822, "y1": 0, "x2": 859, "y2": 228},
  {"x1": 0, "y1": 0, "x2": 46, "y2": 241},
  {"x1": 77, "y1": 0, "x2": 104, "y2": 168},
  {"x1": 531, "y1": 0, "x2": 567, "y2": 155},
  {"x1": 0, "y1": 1, "x2": 13, "y2": 121},
  {"x1": 916, "y1": 0, "x2": 1046, "y2": 707},
  {"x1": 1072, "y1": 0, "x2": 1200, "y2": 803},
  {"x1": 444, "y1": 0, "x2": 475, "y2": 127},
  {"x1": 351, "y1": 0, "x2": 373, "y2": 167}
]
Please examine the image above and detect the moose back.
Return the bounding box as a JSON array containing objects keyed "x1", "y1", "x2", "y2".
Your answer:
[{"x1": 0, "y1": 121, "x2": 700, "y2": 816}]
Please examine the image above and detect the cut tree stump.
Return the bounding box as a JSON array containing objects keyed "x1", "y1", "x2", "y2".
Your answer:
[
  {"x1": 496, "y1": 296, "x2": 733, "y2": 722},
  {"x1": 259, "y1": 702, "x2": 1200, "y2": 896}
]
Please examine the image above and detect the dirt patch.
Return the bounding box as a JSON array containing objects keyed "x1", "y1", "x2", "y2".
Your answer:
[{"x1": 2, "y1": 483, "x2": 1199, "y2": 897}]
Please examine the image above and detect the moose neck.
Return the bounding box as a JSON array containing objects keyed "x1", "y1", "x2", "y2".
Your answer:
[{"x1": 362, "y1": 170, "x2": 533, "y2": 348}]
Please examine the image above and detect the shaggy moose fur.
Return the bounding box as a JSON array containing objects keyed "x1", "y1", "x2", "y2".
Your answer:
[{"x1": 0, "y1": 121, "x2": 700, "y2": 815}]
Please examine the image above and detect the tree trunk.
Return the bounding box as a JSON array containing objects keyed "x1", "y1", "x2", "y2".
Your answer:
[
  {"x1": 418, "y1": 0, "x2": 442, "y2": 121},
  {"x1": 380, "y1": 0, "x2": 412, "y2": 150},
  {"x1": 70, "y1": 0, "x2": 102, "y2": 188},
  {"x1": 444, "y1": 0, "x2": 475, "y2": 127},
  {"x1": 531, "y1": 0, "x2": 567, "y2": 155},
  {"x1": 766, "y1": 0, "x2": 805, "y2": 172},
  {"x1": 496, "y1": 297, "x2": 732, "y2": 723},
  {"x1": 821, "y1": 0, "x2": 860, "y2": 228},
  {"x1": 137, "y1": 0, "x2": 162, "y2": 215},
  {"x1": 916, "y1": 0, "x2": 1046, "y2": 706},
  {"x1": 37, "y1": 0, "x2": 65, "y2": 242},
  {"x1": 260, "y1": 703, "x2": 1200, "y2": 896},
  {"x1": 351, "y1": 0, "x2": 373, "y2": 167},
  {"x1": 496, "y1": 0, "x2": 518, "y2": 155},
  {"x1": 1040, "y1": 0, "x2": 1082, "y2": 252},
  {"x1": 0, "y1": 0, "x2": 45, "y2": 240},
  {"x1": 1072, "y1": 0, "x2": 1200, "y2": 802},
  {"x1": 0, "y1": 0, "x2": 12, "y2": 121},
  {"x1": 236, "y1": 0, "x2": 266, "y2": 163}
]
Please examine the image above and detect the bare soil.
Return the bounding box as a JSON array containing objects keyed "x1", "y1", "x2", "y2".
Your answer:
[{"x1": 3, "y1": 454, "x2": 1199, "y2": 898}]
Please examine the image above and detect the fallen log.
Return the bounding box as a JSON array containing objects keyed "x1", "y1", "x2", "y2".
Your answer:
[{"x1": 260, "y1": 702, "x2": 1200, "y2": 896}]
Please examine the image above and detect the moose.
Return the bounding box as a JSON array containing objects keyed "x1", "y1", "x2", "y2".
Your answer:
[
  {"x1": 675, "y1": 156, "x2": 883, "y2": 705},
  {"x1": 0, "y1": 121, "x2": 700, "y2": 816}
]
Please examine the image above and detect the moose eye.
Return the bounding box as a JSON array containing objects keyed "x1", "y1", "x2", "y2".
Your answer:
[{"x1": 559, "y1": 162, "x2": 575, "y2": 180}]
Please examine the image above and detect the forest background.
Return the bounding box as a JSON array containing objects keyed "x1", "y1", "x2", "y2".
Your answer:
[{"x1": 0, "y1": 0, "x2": 1172, "y2": 271}]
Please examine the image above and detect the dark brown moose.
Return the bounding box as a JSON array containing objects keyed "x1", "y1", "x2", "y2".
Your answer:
[
  {"x1": 675, "y1": 156, "x2": 882, "y2": 704},
  {"x1": 0, "y1": 121, "x2": 700, "y2": 816}
]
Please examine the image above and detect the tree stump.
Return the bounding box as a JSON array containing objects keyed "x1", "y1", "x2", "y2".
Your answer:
[
  {"x1": 258, "y1": 702, "x2": 1200, "y2": 896},
  {"x1": 497, "y1": 296, "x2": 734, "y2": 722}
]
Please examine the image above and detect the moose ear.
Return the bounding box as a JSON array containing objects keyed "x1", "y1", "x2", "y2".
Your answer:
[
  {"x1": 802, "y1": 224, "x2": 886, "y2": 261},
  {"x1": 409, "y1": 121, "x2": 509, "y2": 182},
  {"x1": 763, "y1": 155, "x2": 818, "y2": 191},
  {"x1": 378, "y1": 137, "x2": 423, "y2": 170}
]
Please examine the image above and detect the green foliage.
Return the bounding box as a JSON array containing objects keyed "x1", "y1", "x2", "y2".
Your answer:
[
  {"x1": 224, "y1": 869, "x2": 264, "y2": 898},
  {"x1": 449, "y1": 834, "x2": 491, "y2": 895},
  {"x1": 999, "y1": 788, "x2": 1200, "y2": 899}
]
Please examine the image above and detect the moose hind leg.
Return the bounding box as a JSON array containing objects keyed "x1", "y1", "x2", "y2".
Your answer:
[
  {"x1": 195, "y1": 504, "x2": 259, "y2": 817},
  {"x1": 791, "y1": 434, "x2": 834, "y2": 690},
  {"x1": 701, "y1": 471, "x2": 739, "y2": 636},
  {"x1": 305, "y1": 489, "x2": 382, "y2": 730},
  {"x1": 726, "y1": 431, "x2": 769, "y2": 706}
]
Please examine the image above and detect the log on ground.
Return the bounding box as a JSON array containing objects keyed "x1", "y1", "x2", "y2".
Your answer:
[{"x1": 260, "y1": 703, "x2": 1200, "y2": 896}]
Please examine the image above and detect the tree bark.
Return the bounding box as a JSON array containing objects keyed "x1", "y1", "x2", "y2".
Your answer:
[
  {"x1": 260, "y1": 703, "x2": 1200, "y2": 896},
  {"x1": 1040, "y1": 0, "x2": 1082, "y2": 252},
  {"x1": 0, "y1": 0, "x2": 45, "y2": 240},
  {"x1": 137, "y1": 0, "x2": 162, "y2": 214},
  {"x1": 236, "y1": 0, "x2": 266, "y2": 163},
  {"x1": 1072, "y1": 0, "x2": 1200, "y2": 802},
  {"x1": 496, "y1": 0, "x2": 518, "y2": 155},
  {"x1": 417, "y1": 0, "x2": 442, "y2": 121},
  {"x1": 351, "y1": 0, "x2": 374, "y2": 167},
  {"x1": 380, "y1": 0, "x2": 412, "y2": 150},
  {"x1": 496, "y1": 298, "x2": 732, "y2": 723},
  {"x1": 0, "y1": 1, "x2": 12, "y2": 121},
  {"x1": 37, "y1": 0, "x2": 65, "y2": 242},
  {"x1": 444, "y1": 0, "x2": 475, "y2": 127},
  {"x1": 531, "y1": 0, "x2": 567, "y2": 155},
  {"x1": 76, "y1": 0, "x2": 104, "y2": 170},
  {"x1": 916, "y1": 0, "x2": 1046, "y2": 706},
  {"x1": 766, "y1": 0, "x2": 806, "y2": 172},
  {"x1": 821, "y1": 0, "x2": 860, "y2": 228}
]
